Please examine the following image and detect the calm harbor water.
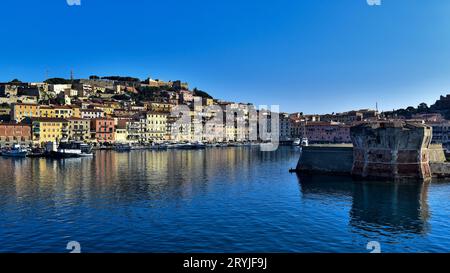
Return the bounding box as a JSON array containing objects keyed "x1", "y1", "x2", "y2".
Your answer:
[{"x1": 0, "y1": 146, "x2": 449, "y2": 253}]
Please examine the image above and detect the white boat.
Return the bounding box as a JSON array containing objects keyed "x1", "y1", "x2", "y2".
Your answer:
[
  {"x1": 48, "y1": 142, "x2": 93, "y2": 158},
  {"x1": 301, "y1": 137, "x2": 309, "y2": 147},
  {"x1": 2, "y1": 144, "x2": 28, "y2": 158},
  {"x1": 292, "y1": 138, "x2": 301, "y2": 146}
]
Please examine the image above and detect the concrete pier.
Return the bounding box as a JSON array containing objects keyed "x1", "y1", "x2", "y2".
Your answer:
[{"x1": 296, "y1": 144, "x2": 353, "y2": 174}]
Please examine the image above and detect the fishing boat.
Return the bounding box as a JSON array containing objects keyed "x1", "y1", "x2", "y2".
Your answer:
[{"x1": 2, "y1": 144, "x2": 28, "y2": 158}]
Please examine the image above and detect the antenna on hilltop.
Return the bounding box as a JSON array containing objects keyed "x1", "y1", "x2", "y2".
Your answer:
[{"x1": 70, "y1": 69, "x2": 74, "y2": 83}]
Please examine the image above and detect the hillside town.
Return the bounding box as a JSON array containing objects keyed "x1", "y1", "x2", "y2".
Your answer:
[{"x1": 1, "y1": 75, "x2": 450, "y2": 151}]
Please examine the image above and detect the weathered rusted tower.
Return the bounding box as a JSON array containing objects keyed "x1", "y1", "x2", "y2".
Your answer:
[{"x1": 351, "y1": 121, "x2": 433, "y2": 180}]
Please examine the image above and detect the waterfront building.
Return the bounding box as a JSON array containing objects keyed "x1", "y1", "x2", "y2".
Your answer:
[
  {"x1": 289, "y1": 116, "x2": 305, "y2": 139},
  {"x1": 166, "y1": 114, "x2": 192, "y2": 142},
  {"x1": 115, "y1": 127, "x2": 129, "y2": 143},
  {"x1": 28, "y1": 117, "x2": 68, "y2": 145},
  {"x1": 304, "y1": 121, "x2": 351, "y2": 144},
  {"x1": 126, "y1": 117, "x2": 145, "y2": 143},
  {"x1": 279, "y1": 113, "x2": 291, "y2": 142},
  {"x1": 127, "y1": 112, "x2": 168, "y2": 143},
  {"x1": 10, "y1": 103, "x2": 40, "y2": 122},
  {"x1": 67, "y1": 118, "x2": 91, "y2": 142},
  {"x1": 0, "y1": 123, "x2": 32, "y2": 147},
  {"x1": 426, "y1": 120, "x2": 450, "y2": 150},
  {"x1": 91, "y1": 118, "x2": 115, "y2": 144},
  {"x1": 144, "y1": 112, "x2": 168, "y2": 142},
  {"x1": 203, "y1": 121, "x2": 225, "y2": 143},
  {"x1": 218, "y1": 102, "x2": 253, "y2": 142}
]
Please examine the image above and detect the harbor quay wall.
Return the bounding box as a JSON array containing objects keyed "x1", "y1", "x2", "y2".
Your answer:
[{"x1": 296, "y1": 145, "x2": 353, "y2": 174}]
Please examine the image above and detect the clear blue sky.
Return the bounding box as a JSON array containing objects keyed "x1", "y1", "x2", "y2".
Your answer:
[{"x1": 1, "y1": 0, "x2": 450, "y2": 114}]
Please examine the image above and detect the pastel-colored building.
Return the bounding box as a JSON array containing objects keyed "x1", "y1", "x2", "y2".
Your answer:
[
  {"x1": 91, "y1": 118, "x2": 115, "y2": 144},
  {"x1": 0, "y1": 123, "x2": 32, "y2": 147},
  {"x1": 53, "y1": 105, "x2": 74, "y2": 119},
  {"x1": 39, "y1": 106, "x2": 56, "y2": 118},
  {"x1": 67, "y1": 118, "x2": 91, "y2": 142},
  {"x1": 29, "y1": 118, "x2": 69, "y2": 145},
  {"x1": 144, "y1": 102, "x2": 173, "y2": 113},
  {"x1": 279, "y1": 113, "x2": 291, "y2": 142},
  {"x1": 11, "y1": 103, "x2": 40, "y2": 122},
  {"x1": 304, "y1": 122, "x2": 351, "y2": 144},
  {"x1": 71, "y1": 106, "x2": 81, "y2": 118},
  {"x1": 144, "y1": 112, "x2": 168, "y2": 142},
  {"x1": 115, "y1": 128, "x2": 129, "y2": 143},
  {"x1": 93, "y1": 104, "x2": 114, "y2": 115},
  {"x1": 81, "y1": 109, "x2": 105, "y2": 119}
]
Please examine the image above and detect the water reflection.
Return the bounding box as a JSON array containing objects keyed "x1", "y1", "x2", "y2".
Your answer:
[
  {"x1": 1, "y1": 147, "x2": 296, "y2": 206},
  {"x1": 1, "y1": 147, "x2": 447, "y2": 252},
  {"x1": 297, "y1": 174, "x2": 430, "y2": 235}
]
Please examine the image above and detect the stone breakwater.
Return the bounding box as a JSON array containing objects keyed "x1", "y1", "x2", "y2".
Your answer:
[{"x1": 296, "y1": 121, "x2": 450, "y2": 181}]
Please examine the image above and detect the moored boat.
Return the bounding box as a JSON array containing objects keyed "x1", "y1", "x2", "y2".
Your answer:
[
  {"x1": 114, "y1": 143, "x2": 132, "y2": 152},
  {"x1": 301, "y1": 137, "x2": 309, "y2": 147},
  {"x1": 47, "y1": 141, "x2": 93, "y2": 158},
  {"x1": 2, "y1": 144, "x2": 28, "y2": 158}
]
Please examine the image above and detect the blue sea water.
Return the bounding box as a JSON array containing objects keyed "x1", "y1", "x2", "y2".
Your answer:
[{"x1": 0, "y1": 147, "x2": 448, "y2": 253}]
